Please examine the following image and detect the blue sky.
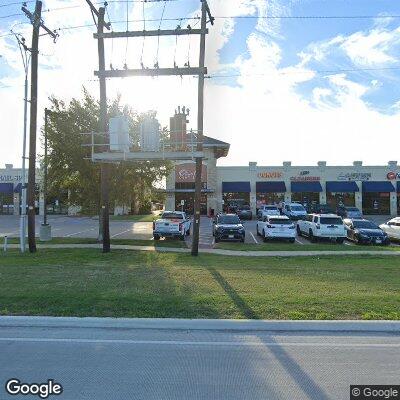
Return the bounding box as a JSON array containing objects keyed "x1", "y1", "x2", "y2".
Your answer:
[{"x1": 1, "y1": 0, "x2": 400, "y2": 166}]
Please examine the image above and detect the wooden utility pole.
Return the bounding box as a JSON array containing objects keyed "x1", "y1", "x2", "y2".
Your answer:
[
  {"x1": 97, "y1": 7, "x2": 111, "y2": 252},
  {"x1": 191, "y1": 0, "x2": 213, "y2": 256},
  {"x1": 22, "y1": 1, "x2": 57, "y2": 253}
]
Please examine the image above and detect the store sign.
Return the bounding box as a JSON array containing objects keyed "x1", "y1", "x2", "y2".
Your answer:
[
  {"x1": 337, "y1": 172, "x2": 371, "y2": 181},
  {"x1": 387, "y1": 171, "x2": 400, "y2": 180},
  {"x1": 257, "y1": 171, "x2": 283, "y2": 179},
  {"x1": 290, "y1": 175, "x2": 320, "y2": 181},
  {"x1": 0, "y1": 174, "x2": 22, "y2": 182},
  {"x1": 175, "y1": 163, "x2": 207, "y2": 182}
]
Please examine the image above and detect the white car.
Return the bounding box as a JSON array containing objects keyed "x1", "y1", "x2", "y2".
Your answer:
[
  {"x1": 153, "y1": 211, "x2": 191, "y2": 241},
  {"x1": 257, "y1": 205, "x2": 280, "y2": 218},
  {"x1": 297, "y1": 213, "x2": 346, "y2": 243},
  {"x1": 283, "y1": 203, "x2": 307, "y2": 220},
  {"x1": 256, "y1": 215, "x2": 296, "y2": 243},
  {"x1": 380, "y1": 217, "x2": 400, "y2": 241}
]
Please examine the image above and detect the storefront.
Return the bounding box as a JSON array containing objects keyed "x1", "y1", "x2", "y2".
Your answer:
[
  {"x1": 222, "y1": 181, "x2": 251, "y2": 212},
  {"x1": 256, "y1": 181, "x2": 286, "y2": 209},
  {"x1": 362, "y1": 181, "x2": 395, "y2": 215},
  {"x1": 398, "y1": 182, "x2": 400, "y2": 215},
  {"x1": 290, "y1": 181, "x2": 322, "y2": 208},
  {"x1": 0, "y1": 183, "x2": 14, "y2": 214},
  {"x1": 326, "y1": 181, "x2": 358, "y2": 208}
]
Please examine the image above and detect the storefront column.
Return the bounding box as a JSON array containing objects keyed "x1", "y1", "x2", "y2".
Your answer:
[
  {"x1": 318, "y1": 161, "x2": 326, "y2": 204},
  {"x1": 13, "y1": 192, "x2": 20, "y2": 215},
  {"x1": 166, "y1": 193, "x2": 175, "y2": 211},
  {"x1": 284, "y1": 192, "x2": 291, "y2": 204},
  {"x1": 250, "y1": 181, "x2": 257, "y2": 216},
  {"x1": 390, "y1": 192, "x2": 397, "y2": 216},
  {"x1": 355, "y1": 181, "x2": 363, "y2": 211}
]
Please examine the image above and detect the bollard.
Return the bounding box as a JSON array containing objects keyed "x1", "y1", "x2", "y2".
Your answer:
[{"x1": 3, "y1": 236, "x2": 7, "y2": 252}]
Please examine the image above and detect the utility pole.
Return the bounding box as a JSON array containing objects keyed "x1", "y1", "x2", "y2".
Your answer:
[
  {"x1": 22, "y1": 1, "x2": 57, "y2": 253},
  {"x1": 13, "y1": 32, "x2": 31, "y2": 253},
  {"x1": 191, "y1": 0, "x2": 213, "y2": 256},
  {"x1": 98, "y1": 7, "x2": 110, "y2": 252}
]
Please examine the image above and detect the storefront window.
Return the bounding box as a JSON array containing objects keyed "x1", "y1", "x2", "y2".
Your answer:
[
  {"x1": 0, "y1": 193, "x2": 13, "y2": 215},
  {"x1": 256, "y1": 192, "x2": 284, "y2": 209},
  {"x1": 291, "y1": 192, "x2": 320, "y2": 209},
  {"x1": 362, "y1": 192, "x2": 391, "y2": 215},
  {"x1": 222, "y1": 192, "x2": 250, "y2": 213},
  {"x1": 175, "y1": 193, "x2": 207, "y2": 215},
  {"x1": 326, "y1": 192, "x2": 355, "y2": 209}
]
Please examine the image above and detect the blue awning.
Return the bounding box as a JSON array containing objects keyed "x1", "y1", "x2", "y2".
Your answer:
[
  {"x1": 0, "y1": 183, "x2": 13, "y2": 194},
  {"x1": 326, "y1": 181, "x2": 359, "y2": 192},
  {"x1": 14, "y1": 183, "x2": 22, "y2": 194},
  {"x1": 362, "y1": 181, "x2": 395, "y2": 193},
  {"x1": 256, "y1": 181, "x2": 286, "y2": 193},
  {"x1": 222, "y1": 181, "x2": 251, "y2": 193},
  {"x1": 398, "y1": 181, "x2": 400, "y2": 192},
  {"x1": 291, "y1": 181, "x2": 323, "y2": 193}
]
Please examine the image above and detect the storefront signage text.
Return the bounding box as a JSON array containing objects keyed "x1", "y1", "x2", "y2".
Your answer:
[
  {"x1": 290, "y1": 176, "x2": 320, "y2": 181},
  {"x1": 387, "y1": 171, "x2": 400, "y2": 180},
  {"x1": 175, "y1": 163, "x2": 207, "y2": 182},
  {"x1": 337, "y1": 172, "x2": 371, "y2": 181},
  {"x1": 0, "y1": 175, "x2": 22, "y2": 182},
  {"x1": 257, "y1": 172, "x2": 283, "y2": 179}
]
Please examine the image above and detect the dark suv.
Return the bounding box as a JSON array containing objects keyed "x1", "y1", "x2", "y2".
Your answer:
[
  {"x1": 237, "y1": 205, "x2": 252, "y2": 220},
  {"x1": 212, "y1": 213, "x2": 245, "y2": 243},
  {"x1": 308, "y1": 203, "x2": 334, "y2": 214}
]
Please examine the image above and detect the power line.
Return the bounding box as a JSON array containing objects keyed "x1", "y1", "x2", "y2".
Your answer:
[{"x1": 214, "y1": 15, "x2": 400, "y2": 20}]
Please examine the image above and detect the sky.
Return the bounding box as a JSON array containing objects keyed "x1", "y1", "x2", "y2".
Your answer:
[{"x1": 1, "y1": 0, "x2": 400, "y2": 168}]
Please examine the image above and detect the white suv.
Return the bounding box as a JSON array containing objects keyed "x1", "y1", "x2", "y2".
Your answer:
[
  {"x1": 257, "y1": 205, "x2": 280, "y2": 218},
  {"x1": 257, "y1": 215, "x2": 296, "y2": 243},
  {"x1": 283, "y1": 203, "x2": 307, "y2": 220},
  {"x1": 297, "y1": 213, "x2": 346, "y2": 243}
]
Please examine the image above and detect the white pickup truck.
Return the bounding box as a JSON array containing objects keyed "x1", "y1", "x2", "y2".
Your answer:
[
  {"x1": 297, "y1": 213, "x2": 346, "y2": 243},
  {"x1": 153, "y1": 211, "x2": 191, "y2": 241}
]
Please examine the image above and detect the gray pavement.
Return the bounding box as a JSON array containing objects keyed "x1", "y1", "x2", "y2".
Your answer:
[{"x1": 0, "y1": 317, "x2": 399, "y2": 400}]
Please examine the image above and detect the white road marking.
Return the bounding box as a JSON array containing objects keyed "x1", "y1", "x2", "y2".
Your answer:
[
  {"x1": 249, "y1": 232, "x2": 258, "y2": 244},
  {"x1": 0, "y1": 337, "x2": 398, "y2": 348},
  {"x1": 110, "y1": 229, "x2": 132, "y2": 238},
  {"x1": 65, "y1": 228, "x2": 96, "y2": 237},
  {"x1": 344, "y1": 241, "x2": 352, "y2": 246},
  {"x1": 295, "y1": 238, "x2": 304, "y2": 245}
]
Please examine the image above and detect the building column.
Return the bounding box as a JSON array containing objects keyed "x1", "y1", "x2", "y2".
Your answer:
[
  {"x1": 13, "y1": 192, "x2": 20, "y2": 215},
  {"x1": 390, "y1": 192, "x2": 397, "y2": 216},
  {"x1": 318, "y1": 161, "x2": 326, "y2": 204},
  {"x1": 355, "y1": 181, "x2": 363, "y2": 211},
  {"x1": 166, "y1": 193, "x2": 175, "y2": 211}
]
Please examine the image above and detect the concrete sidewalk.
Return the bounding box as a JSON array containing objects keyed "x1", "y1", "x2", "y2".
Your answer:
[{"x1": 6, "y1": 243, "x2": 400, "y2": 257}]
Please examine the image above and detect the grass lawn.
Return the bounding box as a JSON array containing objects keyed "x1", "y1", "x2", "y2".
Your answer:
[
  {"x1": 2, "y1": 237, "x2": 187, "y2": 248},
  {"x1": 0, "y1": 249, "x2": 399, "y2": 320},
  {"x1": 215, "y1": 241, "x2": 400, "y2": 252}
]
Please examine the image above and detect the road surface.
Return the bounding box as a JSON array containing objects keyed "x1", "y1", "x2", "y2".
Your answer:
[{"x1": 0, "y1": 319, "x2": 399, "y2": 399}]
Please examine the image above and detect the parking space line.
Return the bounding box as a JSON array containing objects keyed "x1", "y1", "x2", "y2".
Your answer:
[
  {"x1": 65, "y1": 228, "x2": 96, "y2": 237},
  {"x1": 295, "y1": 238, "x2": 304, "y2": 245},
  {"x1": 249, "y1": 232, "x2": 258, "y2": 244},
  {"x1": 110, "y1": 229, "x2": 132, "y2": 238}
]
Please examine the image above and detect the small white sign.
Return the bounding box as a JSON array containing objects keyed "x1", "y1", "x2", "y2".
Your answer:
[{"x1": 180, "y1": 200, "x2": 185, "y2": 206}]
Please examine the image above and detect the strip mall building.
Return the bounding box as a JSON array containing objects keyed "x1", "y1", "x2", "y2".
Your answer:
[{"x1": 165, "y1": 137, "x2": 400, "y2": 217}]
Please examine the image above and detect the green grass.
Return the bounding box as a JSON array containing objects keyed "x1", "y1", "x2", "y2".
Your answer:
[
  {"x1": 0, "y1": 249, "x2": 399, "y2": 320},
  {"x1": 109, "y1": 214, "x2": 158, "y2": 222},
  {"x1": 2, "y1": 237, "x2": 187, "y2": 248},
  {"x1": 215, "y1": 241, "x2": 399, "y2": 252}
]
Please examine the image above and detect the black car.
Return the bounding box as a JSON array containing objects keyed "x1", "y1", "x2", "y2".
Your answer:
[
  {"x1": 307, "y1": 203, "x2": 334, "y2": 214},
  {"x1": 343, "y1": 218, "x2": 390, "y2": 245},
  {"x1": 237, "y1": 205, "x2": 252, "y2": 220},
  {"x1": 213, "y1": 213, "x2": 245, "y2": 243},
  {"x1": 336, "y1": 206, "x2": 363, "y2": 219}
]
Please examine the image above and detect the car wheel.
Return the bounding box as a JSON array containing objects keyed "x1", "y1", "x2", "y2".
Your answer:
[
  {"x1": 262, "y1": 230, "x2": 268, "y2": 243},
  {"x1": 153, "y1": 234, "x2": 160, "y2": 241},
  {"x1": 179, "y1": 235, "x2": 185, "y2": 241},
  {"x1": 289, "y1": 238, "x2": 295, "y2": 244},
  {"x1": 296, "y1": 225, "x2": 301, "y2": 236},
  {"x1": 256, "y1": 225, "x2": 260, "y2": 236},
  {"x1": 336, "y1": 238, "x2": 344, "y2": 244},
  {"x1": 309, "y1": 230, "x2": 317, "y2": 243}
]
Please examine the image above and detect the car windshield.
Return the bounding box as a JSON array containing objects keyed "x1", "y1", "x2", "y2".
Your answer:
[
  {"x1": 239, "y1": 205, "x2": 250, "y2": 210},
  {"x1": 269, "y1": 219, "x2": 292, "y2": 225},
  {"x1": 162, "y1": 213, "x2": 183, "y2": 220},
  {"x1": 346, "y1": 207, "x2": 360, "y2": 212},
  {"x1": 320, "y1": 217, "x2": 343, "y2": 225},
  {"x1": 353, "y1": 221, "x2": 378, "y2": 229},
  {"x1": 291, "y1": 205, "x2": 304, "y2": 211},
  {"x1": 265, "y1": 206, "x2": 278, "y2": 210},
  {"x1": 218, "y1": 215, "x2": 240, "y2": 224}
]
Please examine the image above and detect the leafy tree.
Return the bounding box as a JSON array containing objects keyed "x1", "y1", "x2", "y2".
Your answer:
[{"x1": 44, "y1": 89, "x2": 172, "y2": 215}]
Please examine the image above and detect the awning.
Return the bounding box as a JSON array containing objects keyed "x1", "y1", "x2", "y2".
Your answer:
[
  {"x1": 291, "y1": 181, "x2": 323, "y2": 193},
  {"x1": 222, "y1": 181, "x2": 251, "y2": 193},
  {"x1": 398, "y1": 181, "x2": 400, "y2": 192},
  {"x1": 362, "y1": 181, "x2": 395, "y2": 193},
  {"x1": 14, "y1": 183, "x2": 22, "y2": 194},
  {"x1": 0, "y1": 183, "x2": 14, "y2": 194},
  {"x1": 326, "y1": 181, "x2": 359, "y2": 192},
  {"x1": 256, "y1": 181, "x2": 286, "y2": 193}
]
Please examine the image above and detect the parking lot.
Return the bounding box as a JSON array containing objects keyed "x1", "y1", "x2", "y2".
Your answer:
[{"x1": 0, "y1": 214, "x2": 397, "y2": 249}]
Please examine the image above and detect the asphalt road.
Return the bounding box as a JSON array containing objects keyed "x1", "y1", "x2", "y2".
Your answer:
[{"x1": 0, "y1": 322, "x2": 399, "y2": 400}]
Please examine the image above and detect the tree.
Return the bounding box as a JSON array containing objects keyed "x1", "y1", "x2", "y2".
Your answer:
[{"x1": 44, "y1": 89, "x2": 172, "y2": 215}]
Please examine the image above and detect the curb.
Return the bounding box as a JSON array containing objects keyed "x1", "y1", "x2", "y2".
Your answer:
[{"x1": 0, "y1": 316, "x2": 399, "y2": 333}]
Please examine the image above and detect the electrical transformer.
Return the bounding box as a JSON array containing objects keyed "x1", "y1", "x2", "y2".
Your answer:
[
  {"x1": 140, "y1": 116, "x2": 160, "y2": 151},
  {"x1": 109, "y1": 116, "x2": 130, "y2": 152}
]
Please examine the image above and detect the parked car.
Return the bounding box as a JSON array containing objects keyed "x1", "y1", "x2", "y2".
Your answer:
[
  {"x1": 308, "y1": 203, "x2": 334, "y2": 214},
  {"x1": 343, "y1": 218, "x2": 390, "y2": 245},
  {"x1": 297, "y1": 213, "x2": 346, "y2": 243},
  {"x1": 237, "y1": 205, "x2": 252, "y2": 220},
  {"x1": 379, "y1": 217, "x2": 400, "y2": 241},
  {"x1": 256, "y1": 215, "x2": 296, "y2": 243},
  {"x1": 213, "y1": 213, "x2": 245, "y2": 243},
  {"x1": 336, "y1": 206, "x2": 363, "y2": 219},
  {"x1": 153, "y1": 211, "x2": 191, "y2": 240},
  {"x1": 282, "y1": 203, "x2": 307, "y2": 220},
  {"x1": 257, "y1": 205, "x2": 280, "y2": 218}
]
